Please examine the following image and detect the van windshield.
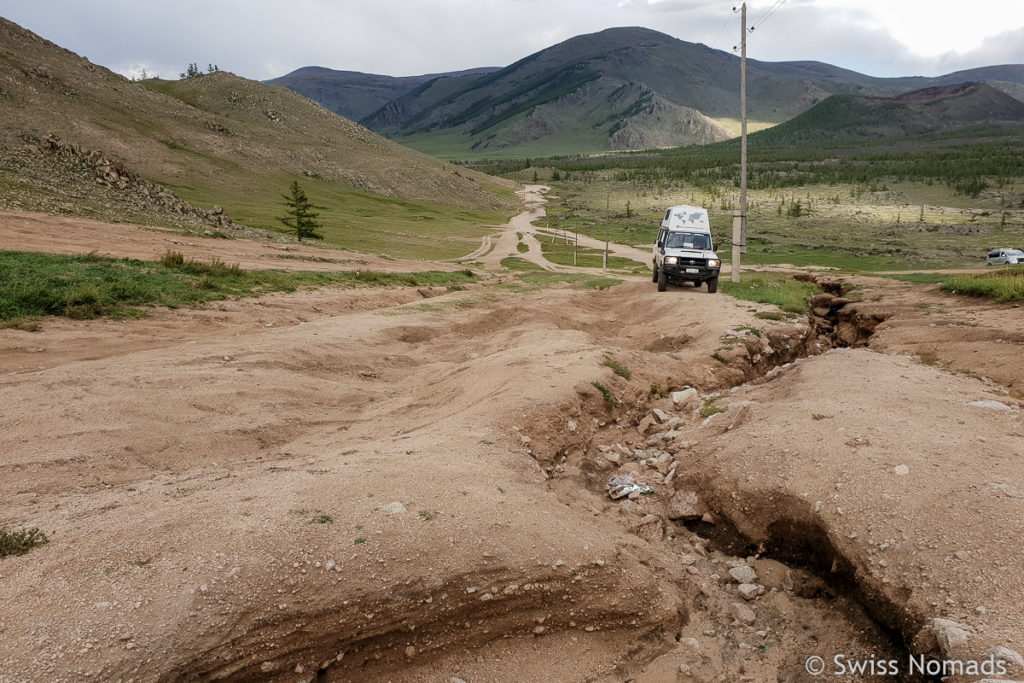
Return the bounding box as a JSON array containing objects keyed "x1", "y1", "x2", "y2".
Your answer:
[{"x1": 666, "y1": 232, "x2": 711, "y2": 250}]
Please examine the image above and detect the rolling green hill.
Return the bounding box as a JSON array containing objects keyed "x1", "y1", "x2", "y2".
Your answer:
[{"x1": 0, "y1": 17, "x2": 516, "y2": 258}]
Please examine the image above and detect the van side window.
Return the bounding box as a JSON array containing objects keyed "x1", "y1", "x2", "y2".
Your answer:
[{"x1": 664, "y1": 210, "x2": 671, "y2": 222}]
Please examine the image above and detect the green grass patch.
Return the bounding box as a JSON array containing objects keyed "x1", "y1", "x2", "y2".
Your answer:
[
  {"x1": 699, "y1": 395, "x2": 727, "y2": 418},
  {"x1": 601, "y1": 357, "x2": 631, "y2": 379},
  {"x1": 719, "y1": 272, "x2": 820, "y2": 313},
  {"x1": 591, "y1": 381, "x2": 616, "y2": 406},
  {"x1": 538, "y1": 237, "x2": 647, "y2": 273},
  {"x1": 0, "y1": 250, "x2": 479, "y2": 321},
  {"x1": 754, "y1": 311, "x2": 791, "y2": 321},
  {"x1": 164, "y1": 176, "x2": 511, "y2": 262},
  {"x1": 499, "y1": 258, "x2": 622, "y2": 291},
  {"x1": 500, "y1": 257, "x2": 544, "y2": 272},
  {"x1": 940, "y1": 267, "x2": 1024, "y2": 302},
  {"x1": 0, "y1": 527, "x2": 48, "y2": 558}
]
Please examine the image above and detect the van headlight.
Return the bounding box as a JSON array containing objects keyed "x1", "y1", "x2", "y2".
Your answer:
[
  {"x1": 707, "y1": 259, "x2": 721, "y2": 268},
  {"x1": 664, "y1": 256, "x2": 678, "y2": 264}
]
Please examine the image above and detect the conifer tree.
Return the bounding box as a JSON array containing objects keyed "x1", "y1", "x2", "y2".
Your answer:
[{"x1": 278, "y1": 181, "x2": 323, "y2": 242}]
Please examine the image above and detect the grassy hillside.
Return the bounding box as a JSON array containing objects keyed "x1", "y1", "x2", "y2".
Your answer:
[
  {"x1": 0, "y1": 17, "x2": 516, "y2": 259},
  {"x1": 748, "y1": 83, "x2": 1024, "y2": 146},
  {"x1": 335, "y1": 27, "x2": 1024, "y2": 159}
]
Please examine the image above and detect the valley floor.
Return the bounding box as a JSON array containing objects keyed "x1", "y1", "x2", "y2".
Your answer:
[{"x1": 1, "y1": 202, "x2": 1023, "y2": 682}]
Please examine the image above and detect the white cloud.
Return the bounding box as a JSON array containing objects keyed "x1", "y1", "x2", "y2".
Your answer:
[{"x1": 0, "y1": 0, "x2": 1021, "y2": 81}]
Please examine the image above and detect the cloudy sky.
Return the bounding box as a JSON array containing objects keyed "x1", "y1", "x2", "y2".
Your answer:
[{"x1": 2, "y1": 0, "x2": 1023, "y2": 82}]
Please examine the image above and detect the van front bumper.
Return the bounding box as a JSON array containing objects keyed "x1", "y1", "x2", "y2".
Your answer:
[{"x1": 662, "y1": 263, "x2": 721, "y2": 278}]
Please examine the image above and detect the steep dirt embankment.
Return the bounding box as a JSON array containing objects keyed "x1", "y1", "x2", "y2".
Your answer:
[{"x1": 2, "y1": 275, "x2": 1023, "y2": 681}]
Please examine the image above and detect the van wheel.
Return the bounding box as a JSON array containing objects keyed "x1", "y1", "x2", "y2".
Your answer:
[
  {"x1": 707, "y1": 277, "x2": 718, "y2": 294},
  {"x1": 652, "y1": 265, "x2": 659, "y2": 283},
  {"x1": 657, "y1": 268, "x2": 668, "y2": 292}
]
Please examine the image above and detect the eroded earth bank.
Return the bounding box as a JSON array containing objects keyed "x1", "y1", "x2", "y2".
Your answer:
[{"x1": 2, "y1": 265, "x2": 1023, "y2": 682}]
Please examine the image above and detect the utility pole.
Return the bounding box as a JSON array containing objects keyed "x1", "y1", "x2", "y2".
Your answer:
[
  {"x1": 603, "y1": 190, "x2": 610, "y2": 271},
  {"x1": 732, "y1": 1, "x2": 748, "y2": 283}
]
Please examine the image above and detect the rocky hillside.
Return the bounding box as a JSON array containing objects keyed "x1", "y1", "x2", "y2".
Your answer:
[
  {"x1": 0, "y1": 17, "x2": 514, "y2": 229},
  {"x1": 265, "y1": 66, "x2": 499, "y2": 122}
]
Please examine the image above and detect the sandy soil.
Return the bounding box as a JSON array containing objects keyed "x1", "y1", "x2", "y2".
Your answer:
[{"x1": 2, "y1": 202, "x2": 1024, "y2": 682}]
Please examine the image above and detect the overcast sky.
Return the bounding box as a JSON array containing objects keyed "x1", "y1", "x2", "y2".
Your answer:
[{"x1": 2, "y1": 1, "x2": 1023, "y2": 82}]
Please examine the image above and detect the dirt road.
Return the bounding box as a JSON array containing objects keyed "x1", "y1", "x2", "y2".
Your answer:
[
  {"x1": 2, "y1": 204, "x2": 1024, "y2": 681},
  {"x1": 471, "y1": 186, "x2": 651, "y2": 272}
]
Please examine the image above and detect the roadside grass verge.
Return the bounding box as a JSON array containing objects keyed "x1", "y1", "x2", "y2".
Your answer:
[
  {"x1": 884, "y1": 268, "x2": 1024, "y2": 301},
  {"x1": 719, "y1": 272, "x2": 821, "y2": 313},
  {"x1": 939, "y1": 268, "x2": 1024, "y2": 302},
  {"x1": 0, "y1": 250, "x2": 478, "y2": 322}
]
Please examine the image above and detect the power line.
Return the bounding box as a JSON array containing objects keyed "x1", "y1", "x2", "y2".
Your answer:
[
  {"x1": 752, "y1": 0, "x2": 786, "y2": 31},
  {"x1": 710, "y1": 5, "x2": 739, "y2": 50}
]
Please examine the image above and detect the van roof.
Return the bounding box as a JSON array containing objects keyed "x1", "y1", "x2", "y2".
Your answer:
[{"x1": 662, "y1": 205, "x2": 710, "y2": 231}]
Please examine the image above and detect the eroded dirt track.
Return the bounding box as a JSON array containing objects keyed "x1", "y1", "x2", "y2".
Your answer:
[{"x1": 2, "y1": 219, "x2": 1024, "y2": 681}]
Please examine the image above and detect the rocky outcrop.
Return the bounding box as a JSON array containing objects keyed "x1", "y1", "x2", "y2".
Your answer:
[{"x1": 38, "y1": 134, "x2": 240, "y2": 232}]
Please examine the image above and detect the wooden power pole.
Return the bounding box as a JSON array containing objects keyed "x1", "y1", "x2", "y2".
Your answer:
[
  {"x1": 603, "y1": 190, "x2": 610, "y2": 271},
  {"x1": 733, "y1": 2, "x2": 748, "y2": 283}
]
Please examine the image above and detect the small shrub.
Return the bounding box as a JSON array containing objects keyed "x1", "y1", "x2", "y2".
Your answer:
[
  {"x1": 418, "y1": 510, "x2": 438, "y2": 521},
  {"x1": 160, "y1": 250, "x2": 186, "y2": 268},
  {"x1": 700, "y1": 396, "x2": 726, "y2": 418},
  {"x1": 0, "y1": 527, "x2": 48, "y2": 558},
  {"x1": 354, "y1": 537, "x2": 367, "y2": 545},
  {"x1": 310, "y1": 515, "x2": 333, "y2": 524},
  {"x1": 650, "y1": 382, "x2": 668, "y2": 398},
  {"x1": 601, "y1": 357, "x2": 631, "y2": 379},
  {"x1": 592, "y1": 381, "x2": 615, "y2": 406}
]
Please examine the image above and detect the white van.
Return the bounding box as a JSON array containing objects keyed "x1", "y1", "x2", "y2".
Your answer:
[{"x1": 651, "y1": 205, "x2": 721, "y2": 292}]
